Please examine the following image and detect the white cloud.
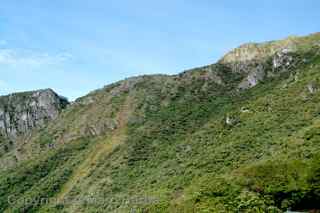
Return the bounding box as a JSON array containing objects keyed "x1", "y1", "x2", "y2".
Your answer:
[{"x1": 0, "y1": 48, "x2": 72, "y2": 68}]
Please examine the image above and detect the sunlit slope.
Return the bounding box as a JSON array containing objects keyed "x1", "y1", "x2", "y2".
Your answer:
[{"x1": 0, "y1": 33, "x2": 320, "y2": 212}]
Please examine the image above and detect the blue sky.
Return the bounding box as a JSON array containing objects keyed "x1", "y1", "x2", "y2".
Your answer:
[{"x1": 0, "y1": 0, "x2": 319, "y2": 100}]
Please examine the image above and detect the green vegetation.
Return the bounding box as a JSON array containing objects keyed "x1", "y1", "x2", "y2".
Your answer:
[
  {"x1": 0, "y1": 33, "x2": 320, "y2": 212},
  {"x1": 0, "y1": 137, "x2": 92, "y2": 212}
]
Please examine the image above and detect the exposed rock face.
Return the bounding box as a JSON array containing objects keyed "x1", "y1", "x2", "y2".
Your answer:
[
  {"x1": 272, "y1": 49, "x2": 295, "y2": 72},
  {"x1": 307, "y1": 82, "x2": 318, "y2": 94},
  {"x1": 220, "y1": 37, "x2": 298, "y2": 64},
  {"x1": 225, "y1": 116, "x2": 237, "y2": 126},
  {"x1": 218, "y1": 36, "x2": 309, "y2": 90},
  {"x1": 0, "y1": 89, "x2": 68, "y2": 139},
  {"x1": 238, "y1": 64, "x2": 266, "y2": 89}
]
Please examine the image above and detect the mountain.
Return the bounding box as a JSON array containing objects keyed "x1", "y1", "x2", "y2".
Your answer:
[{"x1": 0, "y1": 32, "x2": 320, "y2": 212}]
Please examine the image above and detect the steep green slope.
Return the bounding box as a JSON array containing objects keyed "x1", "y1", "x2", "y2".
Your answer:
[{"x1": 0, "y1": 33, "x2": 320, "y2": 212}]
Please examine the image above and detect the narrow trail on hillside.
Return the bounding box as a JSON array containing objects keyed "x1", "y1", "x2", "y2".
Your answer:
[{"x1": 54, "y1": 96, "x2": 132, "y2": 203}]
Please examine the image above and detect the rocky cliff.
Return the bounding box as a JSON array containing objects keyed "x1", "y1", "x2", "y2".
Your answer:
[
  {"x1": 0, "y1": 89, "x2": 68, "y2": 140},
  {"x1": 219, "y1": 33, "x2": 320, "y2": 89}
]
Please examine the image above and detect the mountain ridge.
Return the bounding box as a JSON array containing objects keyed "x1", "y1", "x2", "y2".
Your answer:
[{"x1": 0, "y1": 32, "x2": 320, "y2": 212}]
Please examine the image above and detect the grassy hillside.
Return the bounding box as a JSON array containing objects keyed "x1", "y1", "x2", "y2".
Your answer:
[{"x1": 0, "y1": 33, "x2": 320, "y2": 212}]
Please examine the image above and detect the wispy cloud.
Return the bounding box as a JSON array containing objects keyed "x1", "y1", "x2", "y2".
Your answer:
[{"x1": 0, "y1": 48, "x2": 72, "y2": 68}]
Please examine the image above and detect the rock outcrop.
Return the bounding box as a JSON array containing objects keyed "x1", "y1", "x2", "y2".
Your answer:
[
  {"x1": 0, "y1": 89, "x2": 68, "y2": 140},
  {"x1": 218, "y1": 35, "x2": 320, "y2": 90}
]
